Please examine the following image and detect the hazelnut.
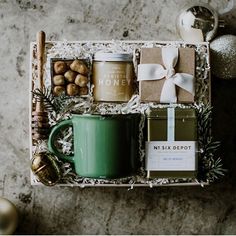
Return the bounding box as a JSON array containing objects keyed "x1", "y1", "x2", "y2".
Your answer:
[
  {"x1": 67, "y1": 83, "x2": 79, "y2": 96},
  {"x1": 70, "y1": 60, "x2": 88, "y2": 75},
  {"x1": 54, "y1": 61, "x2": 67, "y2": 74},
  {"x1": 53, "y1": 75, "x2": 65, "y2": 86},
  {"x1": 64, "y1": 70, "x2": 77, "y2": 83},
  {"x1": 75, "y1": 74, "x2": 88, "y2": 87},
  {"x1": 79, "y1": 86, "x2": 88, "y2": 95},
  {"x1": 53, "y1": 86, "x2": 65, "y2": 96}
]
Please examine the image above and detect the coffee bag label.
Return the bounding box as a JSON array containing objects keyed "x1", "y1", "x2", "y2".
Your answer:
[{"x1": 145, "y1": 141, "x2": 197, "y2": 171}]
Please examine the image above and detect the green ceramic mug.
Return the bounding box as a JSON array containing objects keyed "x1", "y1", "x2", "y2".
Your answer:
[{"x1": 48, "y1": 113, "x2": 140, "y2": 179}]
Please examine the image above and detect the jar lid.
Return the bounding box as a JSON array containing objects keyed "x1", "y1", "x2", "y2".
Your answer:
[{"x1": 94, "y1": 52, "x2": 133, "y2": 62}]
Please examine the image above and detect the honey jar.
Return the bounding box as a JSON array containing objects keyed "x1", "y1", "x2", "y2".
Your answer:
[{"x1": 92, "y1": 52, "x2": 134, "y2": 102}]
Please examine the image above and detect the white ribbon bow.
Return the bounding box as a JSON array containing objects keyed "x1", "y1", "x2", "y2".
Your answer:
[{"x1": 138, "y1": 47, "x2": 195, "y2": 103}]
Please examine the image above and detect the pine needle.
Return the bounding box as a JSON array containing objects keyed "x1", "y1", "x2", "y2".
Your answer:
[
  {"x1": 32, "y1": 87, "x2": 70, "y2": 114},
  {"x1": 197, "y1": 104, "x2": 226, "y2": 182}
]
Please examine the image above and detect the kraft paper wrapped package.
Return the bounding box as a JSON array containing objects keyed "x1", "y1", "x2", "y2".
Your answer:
[
  {"x1": 145, "y1": 108, "x2": 198, "y2": 178},
  {"x1": 138, "y1": 47, "x2": 195, "y2": 103}
]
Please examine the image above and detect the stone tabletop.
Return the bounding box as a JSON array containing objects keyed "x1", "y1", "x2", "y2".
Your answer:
[{"x1": 0, "y1": 0, "x2": 236, "y2": 234}]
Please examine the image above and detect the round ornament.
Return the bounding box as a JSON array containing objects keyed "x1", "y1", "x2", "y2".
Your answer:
[
  {"x1": 0, "y1": 197, "x2": 18, "y2": 235},
  {"x1": 210, "y1": 35, "x2": 236, "y2": 79},
  {"x1": 176, "y1": 3, "x2": 218, "y2": 42},
  {"x1": 31, "y1": 153, "x2": 61, "y2": 186}
]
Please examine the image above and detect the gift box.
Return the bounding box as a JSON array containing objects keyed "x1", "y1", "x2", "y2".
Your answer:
[
  {"x1": 138, "y1": 47, "x2": 195, "y2": 103},
  {"x1": 145, "y1": 107, "x2": 198, "y2": 178},
  {"x1": 30, "y1": 40, "x2": 214, "y2": 187},
  {"x1": 50, "y1": 58, "x2": 90, "y2": 97}
]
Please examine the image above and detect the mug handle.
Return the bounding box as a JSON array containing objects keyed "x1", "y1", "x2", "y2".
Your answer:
[{"x1": 48, "y1": 119, "x2": 74, "y2": 163}]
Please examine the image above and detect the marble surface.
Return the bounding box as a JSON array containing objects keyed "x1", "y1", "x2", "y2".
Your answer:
[{"x1": 0, "y1": 0, "x2": 236, "y2": 234}]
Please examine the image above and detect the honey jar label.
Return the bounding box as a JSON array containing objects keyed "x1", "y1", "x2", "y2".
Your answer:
[
  {"x1": 145, "y1": 141, "x2": 197, "y2": 171},
  {"x1": 93, "y1": 62, "x2": 134, "y2": 102}
]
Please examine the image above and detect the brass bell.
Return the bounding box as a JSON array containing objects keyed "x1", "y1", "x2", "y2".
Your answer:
[{"x1": 31, "y1": 153, "x2": 61, "y2": 186}]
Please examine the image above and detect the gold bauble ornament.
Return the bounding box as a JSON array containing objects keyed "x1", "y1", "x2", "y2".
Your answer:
[
  {"x1": 210, "y1": 35, "x2": 236, "y2": 79},
  {"x1": 0, "y1": 197, "x2": 18, "y2": 235},
  {"x1": 176, "y1": 3, "x2": 219, "y2": 42},
  {"x1": 31, "y1": 153, "x2": 61, "y2": 186}
]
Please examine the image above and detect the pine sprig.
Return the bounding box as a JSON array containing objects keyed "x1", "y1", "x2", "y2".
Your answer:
[
  {"x1": 32, "y1": 88, "x2": 58, "y2": 112},
  {"x1": 32, "y1": 87, "x2": 69, "y2": 114},
  {"x1": 196, "y1": 104, "x2": 226, "y2": 182}
]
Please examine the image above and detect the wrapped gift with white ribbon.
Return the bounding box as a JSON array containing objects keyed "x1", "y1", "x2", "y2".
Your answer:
[{"x1": 138, "y1": 47, "x2": 195, "y2": 103}]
